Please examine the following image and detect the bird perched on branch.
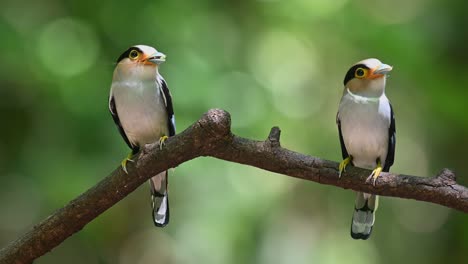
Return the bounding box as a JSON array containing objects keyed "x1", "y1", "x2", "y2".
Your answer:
[
  {"x1": 109, "y1": 45, "x2": 175, "y2": 227},
  {"x1": 336, "y1": 58, "x2": 396, "y2": 239}
]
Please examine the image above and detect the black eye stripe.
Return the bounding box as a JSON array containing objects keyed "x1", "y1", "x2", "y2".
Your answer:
[
  {"x1": 343, "y1": 64, "x2": 370, "y2": 85},
  {"x1": 116, "y1": 46, "x2": 144, "y2": 63}
]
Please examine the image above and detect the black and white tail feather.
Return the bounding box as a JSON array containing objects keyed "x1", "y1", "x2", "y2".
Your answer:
[
  {"x1": 150, "y1": 171, "x2": 170, "y2": 227},
  {"x1": 351, "y1": 192, "x2": 378, "y2": 240}
]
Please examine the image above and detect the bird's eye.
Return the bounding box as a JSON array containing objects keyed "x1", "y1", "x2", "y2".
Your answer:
[
  {"x1": 129, "y1": 50, "x2": 139, "y2": 60},
  {"x1": 355, "y1": 68, "x2": 367, "y2": 78}
]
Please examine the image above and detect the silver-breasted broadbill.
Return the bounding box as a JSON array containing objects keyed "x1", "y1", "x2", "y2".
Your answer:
[
  {"x1": 109, "y1": 45, "x2": 175, "y2": 227},
  {"x1": 337, "y1": 58, "x2": 396, "y2": 239}
]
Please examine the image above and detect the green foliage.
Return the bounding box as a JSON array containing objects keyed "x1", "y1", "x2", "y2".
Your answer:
[{"x1": 0, "y1": 0, "x2": 467, "y2": 263}]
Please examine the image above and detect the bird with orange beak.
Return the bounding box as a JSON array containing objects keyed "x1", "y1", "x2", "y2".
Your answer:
[
  {"x1": 109, "y1": 45, "x2": 175, "y2": 227},
  {"x1": 337, "y1": 58, "x2": 396, "y2": 239}
]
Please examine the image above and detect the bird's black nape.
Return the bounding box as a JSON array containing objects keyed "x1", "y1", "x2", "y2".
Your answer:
[
  {"x1": 116, "y1": 46, "x2": 143, "y2": 63},
  {"x1": 343, "y1": 64, "x2": 369, "y2": 86}
]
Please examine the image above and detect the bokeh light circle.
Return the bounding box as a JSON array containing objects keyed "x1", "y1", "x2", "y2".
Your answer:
[{"x1": 37, "y1": 17, "x2": 99, "y2": 77}]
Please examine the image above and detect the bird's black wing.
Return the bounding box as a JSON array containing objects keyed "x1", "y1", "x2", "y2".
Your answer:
[
  {"x1": 159, "y1": 77, "x2": 176, "y2": 136},
  {"x1": 336, "y1": 113, "x2": 349, "y2": 160},
  {"x1": 109, "y1": 95, "x2": 137, "y2": 152},
  {"x1": 383, "y1": 104, "x2": 396, "y2": 172}
]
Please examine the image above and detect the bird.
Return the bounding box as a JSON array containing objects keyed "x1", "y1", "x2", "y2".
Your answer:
[
  {"x1": 336, "y1": 58, "x2": 396, "y2": 240},
  {"x1": 108, "y1": 45, "x2": 175, "y2": 227}
]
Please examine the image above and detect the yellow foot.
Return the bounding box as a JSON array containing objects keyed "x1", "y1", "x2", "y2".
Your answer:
[
  {"x1": 159, "y1": 135, "x2": 169, "y2": 150},
  {"x1": 339, "y1": 156, "x2": 352, "y2": 178},
  {"x1": 121, "y1": 152, "x2": 134, "y2": 174},
  {"x1": 366, "y1": 160, "x2": 382, "y2": 186}
]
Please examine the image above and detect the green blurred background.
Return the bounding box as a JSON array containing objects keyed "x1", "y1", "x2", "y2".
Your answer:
[{"x1": 1, "y1": 0, "x2": 467, "y2": 263}]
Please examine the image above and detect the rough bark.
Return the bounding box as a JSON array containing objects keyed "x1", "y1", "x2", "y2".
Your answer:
[{"x1": 0, "y1": 109, "x2": 466, "y2": 264}]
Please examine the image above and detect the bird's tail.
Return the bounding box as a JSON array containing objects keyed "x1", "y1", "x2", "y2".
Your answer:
[
  {"x1": 351, "y1": 192, "x2": 379, "y2": 240},
  {"x1": 149, "y1": 171, "x2": 169, "y2": 227}
]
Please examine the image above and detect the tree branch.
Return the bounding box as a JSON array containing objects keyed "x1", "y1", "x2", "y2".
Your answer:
[{"x1": 1, "y1": 109, "x2": 466, "y2": 264}]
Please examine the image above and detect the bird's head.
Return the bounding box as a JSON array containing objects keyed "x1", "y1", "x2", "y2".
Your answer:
[
  {"x1": 116, "y1": 45, "x2": 166, "y2": 66},
  {"x1": 113, "y1": 45, "x2": 166, "y2": 80},
  {"x1": 343, "y1": 58, "x2": 392, "y2": 97}
]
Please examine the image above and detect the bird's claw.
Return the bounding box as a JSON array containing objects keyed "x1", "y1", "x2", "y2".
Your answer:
[
  {"x1": 159, "y1": 135, "x2": 169, "y2": 150},
  {"x1": 121, "y1": 152, "x2": 134, "y2": 174},
  {"x1": 339, "y1": 156, "x2": 352, "y2": 178},
  {"x1": 366, "y1": 163, "x2": 382, "y2": 186}
]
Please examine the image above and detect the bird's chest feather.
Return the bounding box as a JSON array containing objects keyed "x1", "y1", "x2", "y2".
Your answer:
[
  {"x1": 112, "y1": 80, "x2": 168, "y2": 145},
  {"x1": 338, "y1": 94, "x2": 391, "y2": 168}
]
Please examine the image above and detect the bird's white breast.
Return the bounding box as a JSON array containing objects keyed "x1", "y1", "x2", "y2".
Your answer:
[
  {"x1": 338, "y1": 93, "x2": 391, "y2": 169},
  {"x1": 111, "y1": 79, "x2": 168, "y2": 147}
]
